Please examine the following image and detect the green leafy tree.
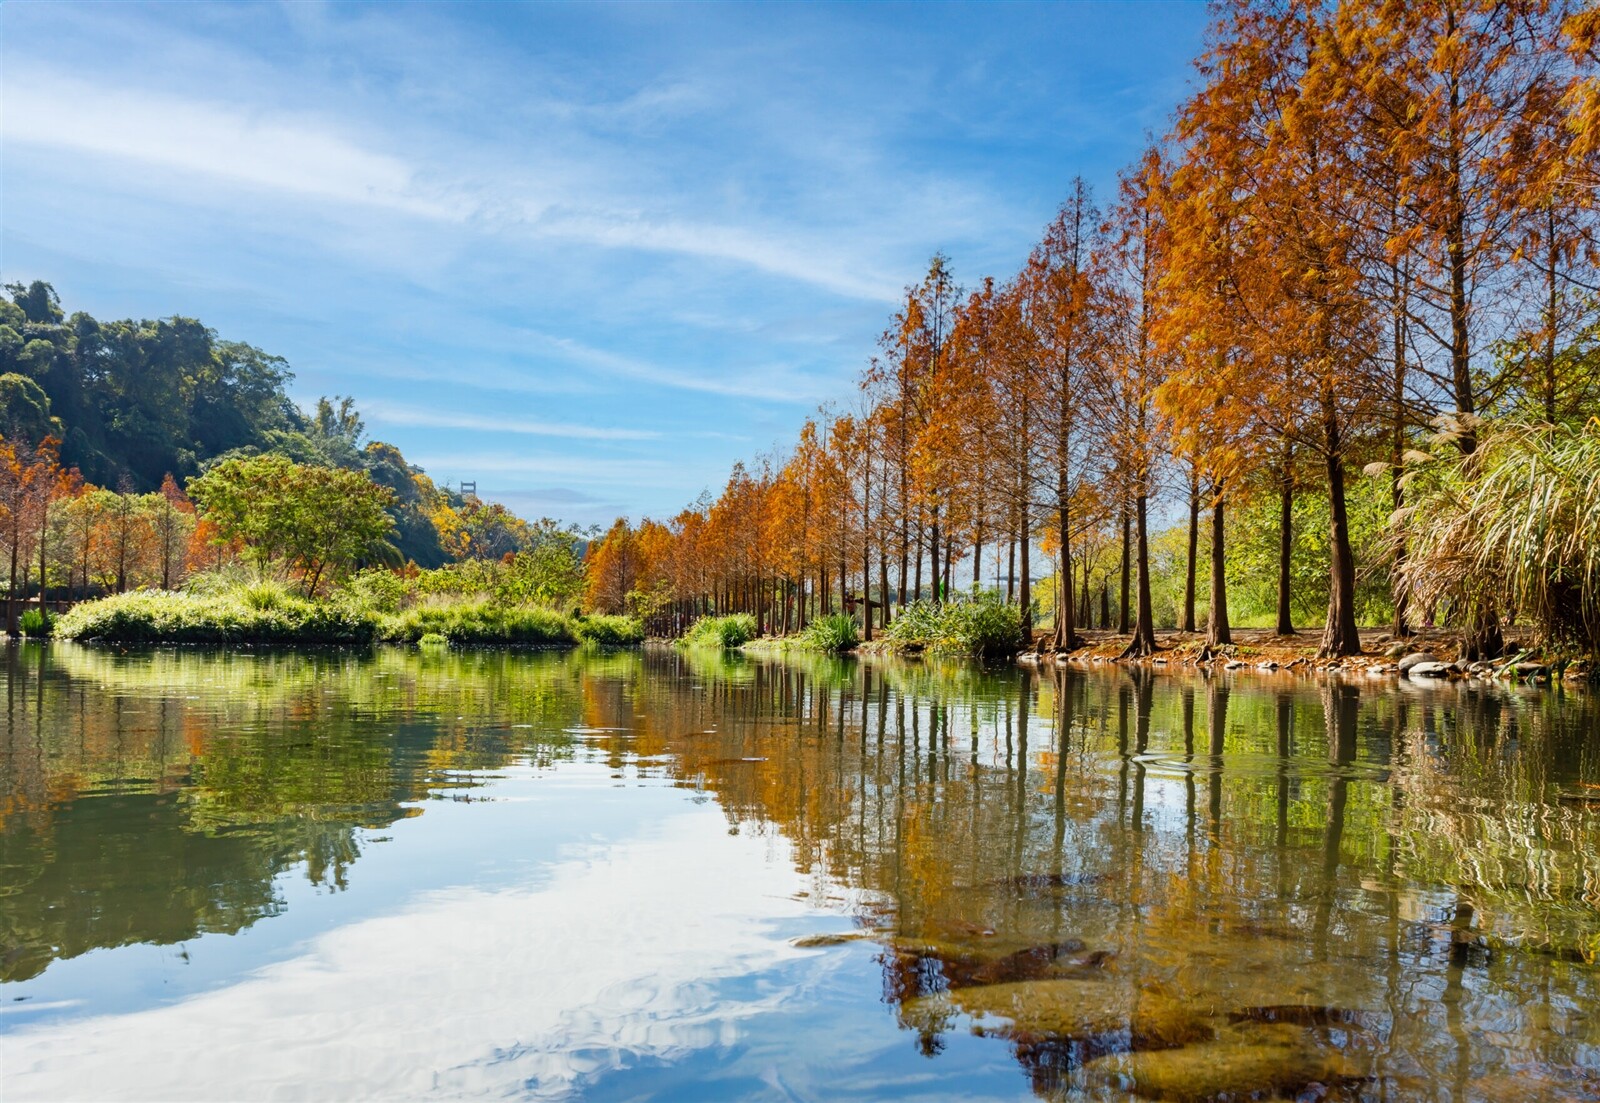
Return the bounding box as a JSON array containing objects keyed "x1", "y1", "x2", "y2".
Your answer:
[{"x1": 189, "y1": 455, "x2": 397, "y2": 595}]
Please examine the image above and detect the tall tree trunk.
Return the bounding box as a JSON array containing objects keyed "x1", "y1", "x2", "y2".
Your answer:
[
  {"x1": 1543, "y1": 209, "x2": 1559, "y2": 423},
  {"x1": 1006, "y1": 530, "x2": 1016, "y2": 604},
  {"x1": 1118, "y1": 502, "x2": 1131, "y2": 634},
  {"x1": 934, "y1": 528, "x2": 947, "y2": 598},
  {"x1": 1391, "y1": 259, "x2": 1412, "y2": 638},
  {"x1": 1276, "y1": 456, "x2": 1296, "y2": 636},
  {"x1": 1183, "y1": 470, "x2": 1199, "y2": 633},
  {"x1": 1121, "y1": 492, "x2": 1158, "y2": 657},
  {"x1": 1053, "y1": 460, "x2": 1077, "y2": 651},
  {"x1": 1208, "y1": 485, "x2": 1231, "y2": 647},
  {"x1": 1019, "y1": 508, "x2": 1032, "y2": 648},
  {"x1": 1320, "y1": 403, "x2": 1363, "y2": 658},
  {"x1": 929, "y1": 511, "x2": 941, "y2": 605},
  {"x1": 861, "y1": 528, "x2": 873, "y2": 643},
  {"x1": 913, "y1": 519, "x2": 923, "y2": 604},
  {"x1": 6, "y1": 523, "x2": 18, "y2": 637},
  {"x1": 972, "y1": 522, "x2": 983, "y2": 592},
  {"x1": 38, "y1": 500, "x2": 49, "y2": 609},
  {"x1": 1444, "y1": 61, "x2": 1477, "y2": 455},
  {"x1": 879, "y1": 553, "x2": 891, "y2": 629}
]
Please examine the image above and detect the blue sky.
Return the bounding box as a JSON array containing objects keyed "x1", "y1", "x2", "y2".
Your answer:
[{"x1": 0, "y1": 1, "x2": 1209, "y2": 527}]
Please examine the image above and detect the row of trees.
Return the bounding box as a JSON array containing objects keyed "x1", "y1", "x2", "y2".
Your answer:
[
  {"x1": 587, "y1": 0, "x2": 1600, "y2": 656},
  {"x1": 0, "y1": 436, "x2": 593, "y2": 630}
]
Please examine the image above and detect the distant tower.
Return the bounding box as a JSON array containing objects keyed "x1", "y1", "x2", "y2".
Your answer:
[{"x1": 460, "y1": 481, "x2": 477, "y2": 497}]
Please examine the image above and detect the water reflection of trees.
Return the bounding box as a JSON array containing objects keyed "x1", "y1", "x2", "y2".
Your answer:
[
  {"x1": 601, "y1": 653, "x2": 1600, "y2": 1101},
  {"x1": 5, "y1": 643, "x2": 1600, "y2": 1097},
  {"x1": 0, "y1": 644, "x2": 591, "y2": 982}
]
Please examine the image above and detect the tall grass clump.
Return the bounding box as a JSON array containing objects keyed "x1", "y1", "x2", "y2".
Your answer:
[
  {"x1": 1395, "y1": 417, "x2": 1600, "y2": 657},
  {"x1": 19, "y1": 608, "x2": 53, "y2": 637},
  {"x1": 681, "y1": 613, "x2": 758, "y2": 649},
  {"x1": 797, "y1": 613, "x2": 860, "y2": 653},
  {"x1": 882, "y1": 594, "x2": 1020, "y2": 658}
]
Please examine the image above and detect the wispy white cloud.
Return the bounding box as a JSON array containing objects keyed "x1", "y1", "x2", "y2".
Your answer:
[
  {"x1": 530, "y1": 211, "x2": 900, "y2": 303},
  {"x1": 0, "y1": 776, "x2": 828, "y2": 1101},
  {"x1": 362, "y1": 400, "x2": 659, "y2": 441},
  {"x1": 1, "y1": 71, "x2": 461, "y2": 220},
  {"x1": 1, "y1": 65, "x2": 901, "y2": 303},
  {"x1": 409, "y1": 453, "x2": 685, "y2": 487},
  {"x1": 522, "y1": 330, "x2": 834, "y2": 403}
]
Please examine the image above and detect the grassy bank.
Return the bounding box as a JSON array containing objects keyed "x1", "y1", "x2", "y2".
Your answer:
[
  {"x1": 682, "y1": 599, "x2": 1017, "y2": 658},
  {"x1": 54, "y1": 582, "x2": 643, "y2": 648}
]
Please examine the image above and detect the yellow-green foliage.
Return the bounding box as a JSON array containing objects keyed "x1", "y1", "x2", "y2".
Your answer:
[
  {"x1": 55, "y1": 589, "x2": 378, "y2": 645},
  {"x1": 56, "y1": 582, "x2": 644, "y2": 648},
  {"x1": 378, "y1": 599, "x2": 644, "y2": 646}
]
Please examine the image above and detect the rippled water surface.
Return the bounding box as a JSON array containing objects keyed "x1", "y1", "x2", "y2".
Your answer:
[{"x1": 4, "y1": 643, "x2": 1600, "y2": 1101}]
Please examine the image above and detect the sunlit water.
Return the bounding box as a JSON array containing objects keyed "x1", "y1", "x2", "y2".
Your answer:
[{"x1": 3, "y1": 643, "x2": 1600, "y2": 1101}]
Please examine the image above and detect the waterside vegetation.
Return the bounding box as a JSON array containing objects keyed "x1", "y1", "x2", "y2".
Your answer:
[{"x1": 581, "y1": 2, "x2": 1600, "y2": 668}]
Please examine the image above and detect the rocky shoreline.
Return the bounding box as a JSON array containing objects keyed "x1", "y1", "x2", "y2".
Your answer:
[{"x1": 1019, "y1": 627, "x2": 1591, "y2": 686}]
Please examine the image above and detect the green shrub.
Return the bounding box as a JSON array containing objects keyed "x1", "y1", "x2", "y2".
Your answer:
[
  {"x1": 681, "y1": 613, "x2": 758, "y2": 649},
  {"x1": 883, "y1": 595, "x2": 1020, "y2": 657},
  {"x1": 417, "y1": 631, "x2": 449, "y2": 648},
  {"x1": 19, "y1": 608, "x2": 53, "y2": 637},
  {"x1": 797, "y1": 613, "x2": 860, "y2": 653},
  {"x1": 573, "y1": 614, "x2": 645, "y2": 646},
  {"x1": 342, "y1": 568, "x2": 409, "y2": 615}
]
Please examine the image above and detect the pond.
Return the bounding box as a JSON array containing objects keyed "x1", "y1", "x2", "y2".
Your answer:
[{"x1": 2, "y1": 643, "x2": 1599, "y2": 1101}]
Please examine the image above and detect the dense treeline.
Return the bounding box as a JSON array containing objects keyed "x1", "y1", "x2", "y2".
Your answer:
[
  {"x1": 587, "y1": 0, "x2": 1600, "y2": 658},
  {"x1": 0, "y1": 282, "x2": 603, "y2": 636}
]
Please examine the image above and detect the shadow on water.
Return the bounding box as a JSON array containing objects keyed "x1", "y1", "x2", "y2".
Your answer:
[{"x1": 4, "y1": 641, "x2": 1600, "y2": 1100}]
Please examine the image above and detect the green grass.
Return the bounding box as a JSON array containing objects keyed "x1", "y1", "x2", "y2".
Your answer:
[
  {"x1": 681, "y1": 613, "x2": 758, "y2": 648},
  {"x1": 19, "y1": 608, "x2": 53, "y2": 637}
]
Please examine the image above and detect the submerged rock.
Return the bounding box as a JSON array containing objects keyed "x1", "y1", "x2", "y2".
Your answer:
[
  {"x1": 791, "y1": 931, "x2": 871, "y2": 948},
  {"x1": 1406, "y1": 661, "x2": 1451, "y2": 679},
  {"x1": 910, "y1": 979, "x2": 1213, "y2": 1052},
  {"x1": 892, "y1": 938, "x2": 1113, "y2": 991},
  {"x1": 1083, "y1": 1021, "x2": 1367, "y2": 1101}
]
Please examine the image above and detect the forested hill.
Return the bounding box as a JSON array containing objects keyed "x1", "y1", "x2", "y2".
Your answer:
[
  {"x1": 0, "y1": 280, "x2": 302, "y2": 488},
  {"x1": 0, "y1": 279, "x2": 456, "y2": 566}
]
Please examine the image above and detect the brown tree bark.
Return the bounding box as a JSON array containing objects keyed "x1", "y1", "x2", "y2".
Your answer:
[
  {"x1": 1207, "y1": 486, "x2": 1231, "y2": 647},
  {"x1": 1183, "y1": 470, "x2": 1199, "y2": 633}
]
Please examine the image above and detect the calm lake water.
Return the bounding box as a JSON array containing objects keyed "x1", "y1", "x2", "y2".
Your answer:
[{"x1": 3, "y1": 643, "x2": 1600, "y2": 1101}]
